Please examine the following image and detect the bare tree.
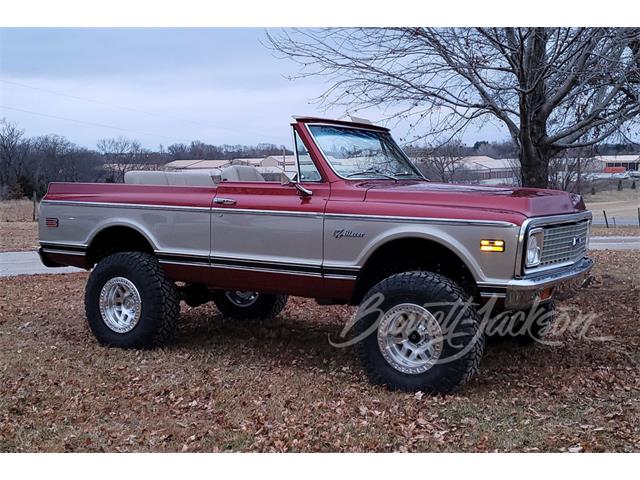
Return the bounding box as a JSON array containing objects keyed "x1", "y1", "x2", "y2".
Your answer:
[
  {"x1": 29, "y1": 135, "x2": 103, "y2": 194},
  {"x1": 268, "y1": 28, "x2": 640, "y2": 188},
  {"x1": 410, "y1": 140, "x2": 465, "y2": 182},
  {"x1": 0, "y1": 118, "x2": 30, "y2": 190},
  {"x1": 548, "y1": 147, "x2": 598, "y2": 193},
  {"x1": 97, "y1": 137, "x2": 154, "y2": 183}
]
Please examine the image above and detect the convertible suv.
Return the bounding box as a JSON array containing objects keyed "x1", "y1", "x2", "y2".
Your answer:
[{"x1": 38, "y1": 117, "x2": 593, "y2": 393}]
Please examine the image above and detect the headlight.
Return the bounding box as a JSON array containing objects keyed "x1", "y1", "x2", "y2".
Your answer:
[{"x1": 525, "y1": 228, "x2": 544, "y2": 268}]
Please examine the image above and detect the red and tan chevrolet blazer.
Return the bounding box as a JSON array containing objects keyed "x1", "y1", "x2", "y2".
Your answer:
[{"x1": 38, "y1": 117, "x2": 593, "y2": 393}]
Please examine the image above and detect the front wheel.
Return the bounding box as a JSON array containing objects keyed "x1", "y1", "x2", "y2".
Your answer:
[
  {"x1": 84, "y1": 252, "x2": 180, "y2": 348},
  {"x1": 212, "y1": 291, "x2": 288, "y2": 321},
  {"x1": 354, "y1": 271, "x2": 484, "y2": 394}
]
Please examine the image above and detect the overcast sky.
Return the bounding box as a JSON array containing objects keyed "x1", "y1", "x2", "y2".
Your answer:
[{"x1": 0, "y1": 28, "x2": 505, "y2": 150}]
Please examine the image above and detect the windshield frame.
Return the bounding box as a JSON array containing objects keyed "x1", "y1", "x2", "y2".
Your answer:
[{"x1": 302, "y1": 123, "x2": 427, "y2": 182}]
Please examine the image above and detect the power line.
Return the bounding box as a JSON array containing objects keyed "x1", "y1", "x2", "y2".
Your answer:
[
  {"x1": 0, "y1": 104, "x2": 192, "y2": 142},
  {"x1": 0, "y1": 78, "x2": 285, "y2": 141}
]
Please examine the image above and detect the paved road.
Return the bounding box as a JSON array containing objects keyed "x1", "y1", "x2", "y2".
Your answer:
[
  {"x1": 588, "y1": 236, "x2": 640, "y2": 250},
  {"x1": 1, "y1": 236, "x2": 638, "y2": 278},
  {"x1": 0, "y1": 251, "x2": 83, "y2": 277}
]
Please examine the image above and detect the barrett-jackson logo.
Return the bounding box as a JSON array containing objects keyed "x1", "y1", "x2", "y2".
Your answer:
[{"x1": 333, "y1": 229, "x2": 366, "y2": 239}]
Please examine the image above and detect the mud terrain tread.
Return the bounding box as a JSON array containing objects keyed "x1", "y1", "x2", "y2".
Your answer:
[
  {"x1": 355, "y1": 271, "x2": 484, "y2": 394},
  {"x1": 84, "y1": 252, "x2": 180, "y2": 347}
]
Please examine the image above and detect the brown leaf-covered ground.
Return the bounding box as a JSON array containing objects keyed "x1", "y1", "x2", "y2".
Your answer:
[
  {"x1": 0, "y1": 251, "x2": 638, "y2": 452},
  {"x1": 0, "y1": 222, "x2": 39, "y2": 252}
]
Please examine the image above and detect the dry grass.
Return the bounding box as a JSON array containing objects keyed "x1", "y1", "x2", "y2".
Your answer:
[
  {"x1": 0, "y1": 200, "x2": 39, "y2": 252},
  {"x1": 582, "y1": 188, "x2": 639, "y2": 204},
  {"x1": 0, "y1": 250, "x2": 638, "y2": 452},
  {"x1": 0, "y1": 199, "x2": 35, "y2": 222},
  {"x1": 591, "y1": 226, "x2": 640, "y2": 237},
  {"x1": 0, "y1": 222, "x2": 39, "y2": 252},
  {"x1": 584, "y1": 189, "x2": 640, "y2": 226}
]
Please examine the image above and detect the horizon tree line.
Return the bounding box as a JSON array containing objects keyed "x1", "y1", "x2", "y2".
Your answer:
[{"x1": 1, "y1": 117, "x2": 637, "y2": 199}]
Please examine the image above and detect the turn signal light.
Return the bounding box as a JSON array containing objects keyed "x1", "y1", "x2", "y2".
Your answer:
[{"x1": 480, "y1": 239, "x2": 505, "y2": 252}]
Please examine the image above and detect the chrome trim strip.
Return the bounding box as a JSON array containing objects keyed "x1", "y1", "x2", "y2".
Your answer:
[
  {"x1": 323, "y1": 274, "x2": 359, "y2": 280},
  {"x1": 155, "y1": 250, "x2": 210, "y2": 260},
  {"x1": 479, "y1": 292, "x2": 507, "y2": 299},
  {"x1": 41, "y1": 199, "x2": 211, "y2": 213},
  {"x1": 211, "y1": 263, "x2": 323, "y2": 277},
  {"x1": 40, "y1": 240, "x2": 88, "y2": 249},
  {"x1": 159, "y1": 259, "x2": 212, "y2": 268},
  {"x1": 325, "y1": 212, "x2": 517, "y2": 228},
  {"x1": 41, "y1": 248, "x2": 85, "y2": 257},
  {"x1": 211, "y1": 207, "x2": 324, "y2": 218}
]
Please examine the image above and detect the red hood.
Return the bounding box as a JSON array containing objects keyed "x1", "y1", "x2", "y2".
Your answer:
[{"x1": 362, "y1": 181, "x2": 585, "y2": 218}]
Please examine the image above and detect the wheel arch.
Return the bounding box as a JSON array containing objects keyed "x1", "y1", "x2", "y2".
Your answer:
[
  {"x1": 351, "y1": 233, "x2": 481, "y2": 304},
  {"x1": 86, "y1": 222, "x2": 157, "y2": 267}
]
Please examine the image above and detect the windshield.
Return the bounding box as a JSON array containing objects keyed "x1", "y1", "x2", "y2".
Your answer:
[{"x1": 307, "y1": 125, "x2": 424, "y2": 180}]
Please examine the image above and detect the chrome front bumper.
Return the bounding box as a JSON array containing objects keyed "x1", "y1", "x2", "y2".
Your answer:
[{"x1": 481, "y1": 257, "x2": 594, "y2": 310}]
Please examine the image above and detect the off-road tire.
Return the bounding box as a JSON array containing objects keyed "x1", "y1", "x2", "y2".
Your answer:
[
  {"x1": 85, "y1": 252, "x2": 180, "y2": 347},
  {"x1": 354, "y1": 271, "x2": 484, "y2": 394},
  {"x1": 212, "y1": 291, "x2": 288, "y2": 321}
]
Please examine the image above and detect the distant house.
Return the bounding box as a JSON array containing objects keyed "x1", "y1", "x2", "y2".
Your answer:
[
  {"x1": 458, "y1": 156, "x2": 518, "y2": 184},
  {"x1": 594, "y1": 155, "x2": 640, "y2": 172},
  {"x1": 261, "y1": 155, "x2": 297, "y2": 170},
  {"x1": 230, "y1": 158, "x2": 265, "y2": 167}
]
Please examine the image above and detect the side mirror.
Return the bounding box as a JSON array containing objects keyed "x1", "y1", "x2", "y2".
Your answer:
[
  {"x1": 280, "y1": 171, "x2": 299, "y2": 186},
  {"x1": 280, "y1": 171, "x2": 313, "y2": 197}
]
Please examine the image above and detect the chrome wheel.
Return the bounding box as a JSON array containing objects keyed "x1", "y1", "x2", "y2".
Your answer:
[
  {"x1": 377, "y1": 303, "x2": 444, "y2": 374},
  {"x1": 99, "y1": 277, "x2": 142, "y2": 333},
  {"x1": 224, "y1": 290, "x2": 259, "y2": 307}
]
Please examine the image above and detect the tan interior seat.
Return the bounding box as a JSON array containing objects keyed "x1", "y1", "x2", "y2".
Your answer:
[
  {"x1": 124, "y1": 170, "x2": 218, "y2": 186},
  {"x1": 220, "y1": 165, "x2": 265, "y2": 182},
  {"x1": 124, "y1": 171, "x2": 169, "y2": 185}
]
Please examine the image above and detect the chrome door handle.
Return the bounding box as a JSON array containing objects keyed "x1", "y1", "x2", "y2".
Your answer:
[{"x1": 214, "y1": 197, "x2": 237, "y2": 205}]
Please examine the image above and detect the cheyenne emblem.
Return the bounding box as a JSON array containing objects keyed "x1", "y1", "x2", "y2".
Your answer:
[{"x1": 333, "y1": 229, "x2": 365, "y2": 239}]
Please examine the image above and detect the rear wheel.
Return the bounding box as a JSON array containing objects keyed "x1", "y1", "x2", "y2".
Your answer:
[
  {"x1": 212, "y1": 291, "x2": 288, "y2": 321},
  {"x1": 84, "y1": 252, "x2": 180, "y2": 348},
  {"x1": 354, "y1": 271, "x2": 484, "y2": 394}
]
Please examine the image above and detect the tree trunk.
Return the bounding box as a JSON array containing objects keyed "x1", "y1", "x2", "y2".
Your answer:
[
  {"x1": 518, "y1": 28, "x2": 552, "y2": 189},
  {"x1": 519, "y1": 139, "x2": 550, "y2": 188},
  {"x1": 519, "y1": 109, "x2": 551, "y2": 188}
]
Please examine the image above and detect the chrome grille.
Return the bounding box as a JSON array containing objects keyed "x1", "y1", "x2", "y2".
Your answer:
[{"x1": 540, "y1": 220, "x2": 589, "y2": 267}]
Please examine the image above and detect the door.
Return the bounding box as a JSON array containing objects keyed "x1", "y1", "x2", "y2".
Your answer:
[{"x1": 210, "y1": 181, "x2": 330, "y2": 296}]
